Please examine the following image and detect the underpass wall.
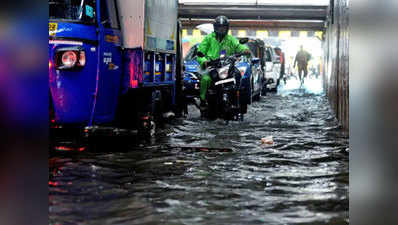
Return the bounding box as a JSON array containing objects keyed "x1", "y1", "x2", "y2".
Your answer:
[{"x1": 323, "y1": 0, "x2": 349, "y2": 131}]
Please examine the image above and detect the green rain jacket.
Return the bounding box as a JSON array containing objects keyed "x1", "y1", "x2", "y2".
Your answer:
[{"x1": 197, "y1": 32, "x2": 249, "y2": 68}]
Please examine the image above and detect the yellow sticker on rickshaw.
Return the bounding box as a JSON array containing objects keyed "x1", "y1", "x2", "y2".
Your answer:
[{"x1": 49, "y1": 23, "x2": 58, "y2": 36}]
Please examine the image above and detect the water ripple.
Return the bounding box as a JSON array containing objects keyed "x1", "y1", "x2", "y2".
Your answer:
[{"x1": 50, "y1": 78, "x2": 348, "y2": 225}]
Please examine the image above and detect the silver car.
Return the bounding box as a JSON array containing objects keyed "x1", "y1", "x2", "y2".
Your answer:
[{"x1": 264, "y1": 46, "x2": 281, "y2": 92}]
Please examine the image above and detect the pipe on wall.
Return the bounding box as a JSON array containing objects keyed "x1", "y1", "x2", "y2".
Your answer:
[{"x1": 322, "y1": 0, "x2": 349, "y2": 131}]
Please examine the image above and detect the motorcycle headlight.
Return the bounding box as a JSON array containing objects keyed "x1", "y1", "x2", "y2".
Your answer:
[
  {"x1": 237, "y1": 66, "x2": 247, "y2": 76},
  {"x1": 218, "y1": 66, "x2": 229, "y2": 79},
  {"x1": 55, "y1": 47, "x2": 86, "y2": 70},
  {"x1": 189, "y1": 73, "x2": 198, "y2": 80}
]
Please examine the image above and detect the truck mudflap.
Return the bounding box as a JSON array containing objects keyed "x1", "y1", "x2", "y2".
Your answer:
[
  {"x1": 83, "y1": 126, "x2": 138, "y2": 138},
  {"x1": 50, "y1": 125, "x2": 142, "y2": 153}
]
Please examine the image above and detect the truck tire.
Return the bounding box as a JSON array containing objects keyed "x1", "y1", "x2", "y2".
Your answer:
[{"x1": 240, "y1": 103, "x2": 247, "y2": 114}]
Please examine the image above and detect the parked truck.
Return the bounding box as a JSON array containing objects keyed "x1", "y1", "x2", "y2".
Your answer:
[{"x1": 49, "y1": 0, "x2": 180, "y2": 138}]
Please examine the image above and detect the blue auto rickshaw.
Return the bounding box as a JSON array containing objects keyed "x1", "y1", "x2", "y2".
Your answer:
[{"x1": 49, "y1": 0, "x2": 179, "y2": 137}]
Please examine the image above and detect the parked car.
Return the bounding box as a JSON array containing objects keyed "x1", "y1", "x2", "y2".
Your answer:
[
  {"x1": 183, "y1": 44, "x2": 201, "y2": 99},
  {"x1": 243, "y1": 38, "x2": 266, "y2": 101},
  {"x1": 264, "y1": 46, "x2": 281, "y2": 92},
  {"x1": 184, "y1": 43, "x2": 200, "y2": 74}
]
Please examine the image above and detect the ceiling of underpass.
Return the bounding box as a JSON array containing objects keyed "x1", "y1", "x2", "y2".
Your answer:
[{"x1": 178, "y1": 0, "x2": 330, "y2": 30}]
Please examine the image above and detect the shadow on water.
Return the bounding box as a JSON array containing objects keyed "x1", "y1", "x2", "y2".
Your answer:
[{"x1": 49, "y1": 77, "x2": 349, "y2": 225}]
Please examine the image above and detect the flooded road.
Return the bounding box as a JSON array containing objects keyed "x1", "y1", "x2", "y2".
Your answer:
[{"x1": 49, "y1": 78, "x2": 349, "y2": 225}]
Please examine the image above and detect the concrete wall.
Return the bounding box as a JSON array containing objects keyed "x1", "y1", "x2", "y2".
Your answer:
[{"x1": 323, "y1": 0, "x2": 349, "y2": 131}]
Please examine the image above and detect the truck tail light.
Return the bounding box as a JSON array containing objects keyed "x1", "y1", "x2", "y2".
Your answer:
[
  {"x1": 130, "y1": 79, "x2": 138, "y2": 88},
  {"x1": 128, "y1": 50, "x2": 143, "y2": 88}
]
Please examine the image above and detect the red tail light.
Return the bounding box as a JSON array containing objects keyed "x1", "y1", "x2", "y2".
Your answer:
[{"x1": 130, "y1": 79, "x2": 138, "y2": 88}]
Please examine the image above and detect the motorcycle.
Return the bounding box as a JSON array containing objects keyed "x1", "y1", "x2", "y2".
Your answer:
[{"x1": 196, "y1": 50, "x2": 249, "y2": 121}]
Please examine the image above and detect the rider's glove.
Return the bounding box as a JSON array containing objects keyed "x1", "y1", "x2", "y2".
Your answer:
[
  {"x1": 208, "y1": 59, "x2": 221, "y2": 67},
  {"x1": 242, "y1": 49, "x2": 251, "y2": 56},
  {"x1": 202, "y1": 61, "x2": 209, "y2": 69}
]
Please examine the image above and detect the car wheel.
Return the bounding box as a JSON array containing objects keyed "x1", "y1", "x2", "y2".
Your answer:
[
  {"x1": 250, "y1": 77, "x2": 254, "y2": 104},
  {"x1": 261, "y1": 87, "x2": 267, "y2": 96},
  {"x1": 261, "y1": 81, "x2": 267, "y2": 96},
  {"x1": 269, "y1": 79, "x2": 279, "y2": 92},
  {"x1": 253, "y1": 92, "x2": 260, "y2": 101}
]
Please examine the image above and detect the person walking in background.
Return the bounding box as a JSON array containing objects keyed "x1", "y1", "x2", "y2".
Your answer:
[
  {"x1": 274, "y1": 47, "x2": 286, "y2": 84},
  {"x1": 294, "y1": 45, "x2": 311, "y2": 85}
]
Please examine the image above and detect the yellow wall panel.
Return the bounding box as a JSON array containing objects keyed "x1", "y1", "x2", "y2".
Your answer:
[
  {"x1": 237, "y1": 30, "x2": 247, "y2": 37},
  {"x1": 192, "y1": 29, "x2": 202, "y2": 38},
  {"x1": 315, "y1": 31, "x2": 323, "y2": 40},
  {"x1": 256, "y1": 30, "x2": 268, "y2": 38},
  {"x1": 182, "y1": 29, "x2": 188, "y2": 38},
  {"x1": 299, "y1": 31, "x2": 308, "y2": 38},
  {"x1": 279, "y1": 30, "x2": 291, "y2": 38}
]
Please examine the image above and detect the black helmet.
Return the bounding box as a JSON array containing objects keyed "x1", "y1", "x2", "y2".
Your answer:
[{"x1": 214, "y1": 15, "x2": 229, "y2": 39}]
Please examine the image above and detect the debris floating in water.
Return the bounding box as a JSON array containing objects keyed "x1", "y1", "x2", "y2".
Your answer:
[
  {"x1": 179, "y1": 146, "x2": 233, "y2": 152},
  {"x1": 261, "y1": 136, "x2": 274, "y2": 145}
]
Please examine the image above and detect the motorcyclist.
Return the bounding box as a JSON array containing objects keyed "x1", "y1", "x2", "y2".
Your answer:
[{"x1": 196, "y1": 15, "x2": 250, "y2": 111}]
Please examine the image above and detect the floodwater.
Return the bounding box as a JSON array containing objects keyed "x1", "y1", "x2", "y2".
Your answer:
[{"x1": 49, "y1": 77, "x2": 349, "y2": 225}]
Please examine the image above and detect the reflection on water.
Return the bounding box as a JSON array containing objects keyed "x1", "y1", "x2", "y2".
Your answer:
[
  {"x1": 279, "y1": 76, "x2": 324, "y2": 95},
  {"x1": 49, "y1": 77, "x2": 348, "y2": 225}
]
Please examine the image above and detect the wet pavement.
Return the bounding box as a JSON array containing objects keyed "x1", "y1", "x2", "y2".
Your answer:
[{"x1": 49, "y1": 78, "x2": 349, "y2": 225}]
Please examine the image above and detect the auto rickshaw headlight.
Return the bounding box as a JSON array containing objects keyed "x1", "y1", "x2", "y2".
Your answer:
[
  {"x1": 61, "y1": 51, "x2": 77, "y2": 68},
  {"x1": 55, "y1": 47, "x2": 86, "y2": 70}
]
